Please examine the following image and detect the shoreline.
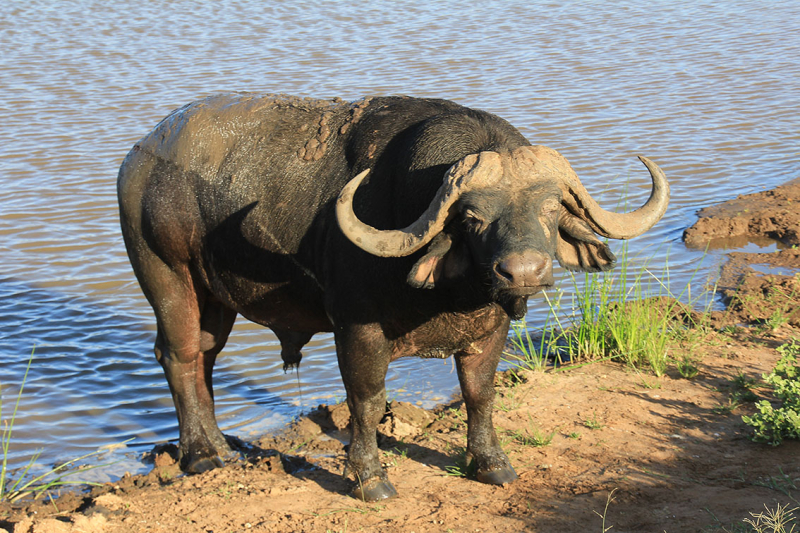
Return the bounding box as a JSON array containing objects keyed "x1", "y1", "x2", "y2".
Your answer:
[{"x1": 2, "y1": 180, "x2": 799, "y2": 533}]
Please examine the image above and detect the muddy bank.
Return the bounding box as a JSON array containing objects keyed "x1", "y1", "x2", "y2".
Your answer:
[
  {"x1": 3, "y1": 327, "x2": 800, "y2": 533},
  {"x1": 3, "y1": 183, "x2": 800, "y2": 532},
  {"x1": 711, "y1": 247, "x2": 800, "y2": 329},
  {"x1": 683, "y1": 177, "x2": 800, "y2": 330},
  {"x1": 683, "y1": 177, "x2": 800, "y2": 248}
]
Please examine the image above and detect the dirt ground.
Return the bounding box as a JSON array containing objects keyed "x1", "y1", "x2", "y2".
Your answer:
[{"x1": 2, "y1": 181, "x2": 799, "y2": 533}]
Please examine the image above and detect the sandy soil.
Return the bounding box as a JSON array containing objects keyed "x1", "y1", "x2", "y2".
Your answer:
[{"x1": 2, "y1": 181, "x2": 799, "y2": 533}]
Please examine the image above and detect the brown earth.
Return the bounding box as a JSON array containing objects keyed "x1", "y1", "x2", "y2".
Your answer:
[
  {"x1": 2, "y1": 184, "x2": 800, "y2": 533},
  {"x1": 683, "y1": 177, "x2": 800, "y2": 248},
  {"x1": 684, "y1": 176, "x2": 800, "y2": 331}
]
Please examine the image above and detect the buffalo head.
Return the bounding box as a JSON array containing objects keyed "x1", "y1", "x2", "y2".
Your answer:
[{"x1": 336, "y1": 145, "x2": 669, "y2": 318}]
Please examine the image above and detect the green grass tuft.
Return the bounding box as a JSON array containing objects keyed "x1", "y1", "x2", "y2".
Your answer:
[
  {"x1": 508, "y1": 415, "x2": 556, "y2": 447},
  {"x1": 583, "y1": 412, "x2": 605, "y2": 430},
  {"x1": 505, "y1": 243, "x2": 717, "y2": 377},
  {"x1": 444, "y1": 445, "x2": 472, "y2": 478}
]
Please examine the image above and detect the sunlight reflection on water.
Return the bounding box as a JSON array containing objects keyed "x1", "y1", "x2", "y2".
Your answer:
[{"x1": 0, "y1": 0, "x2": 798, "y2": 478}]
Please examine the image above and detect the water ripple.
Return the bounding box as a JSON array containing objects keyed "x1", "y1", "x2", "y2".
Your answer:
[{"x1": 0, "y1": 0, "x2": 798, "y2": 476}]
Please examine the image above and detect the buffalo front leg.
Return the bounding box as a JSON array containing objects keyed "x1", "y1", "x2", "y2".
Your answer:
[
  {"x1": 334, "y1": 325, "x2": 397, "y2": 501},
  {"x1": 455, "y1": 320, "x2": 518, "y2": 485}
]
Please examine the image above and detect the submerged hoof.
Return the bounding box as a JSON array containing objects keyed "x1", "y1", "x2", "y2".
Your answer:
[
  {"x1": 350, "y1": 477, "x2": 398, "y2": 502},
  {"x1": 476, "y1": 464, "x2": 518, "y2": 486}
]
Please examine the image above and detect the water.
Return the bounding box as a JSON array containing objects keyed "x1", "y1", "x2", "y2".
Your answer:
[{"x1": 1, "y1": 1, "x2": 798, "y2": 480}]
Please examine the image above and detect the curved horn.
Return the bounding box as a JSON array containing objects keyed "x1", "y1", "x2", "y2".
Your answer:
[
  {"x1": 336, "y1": 152, "x2": 502, "y2": 257},
  {"x1": 558, "y1": 154, "x2": 670, "y2": 240}
]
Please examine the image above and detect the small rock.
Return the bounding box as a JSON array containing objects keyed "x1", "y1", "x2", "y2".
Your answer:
[
  {"x1": 388, "y1": 400, "x2": 433, "y2": 427},
  {"x1": 154, "y1": 451, "x2": 176, "y2": 468},
  {"x1": 330, "y1": 403, "x2": 351, "y2": 430},
  {"x1": 94, "y1": 493, "x2": 126, "y2": 511}
]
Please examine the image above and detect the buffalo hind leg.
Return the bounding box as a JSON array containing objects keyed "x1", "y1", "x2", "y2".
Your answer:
[
  {"x1": 155, "y1": 294, "x2": 237, "y2": 472},
  {"x1": 334, "y1": 325, "x2": 397, "y2": 501},
  {"x1": 195, "y1": 297, "x2": 238, "y2": 459},
  {"x1": 141, "y1": 256, "x2": 237, "y2": 473},
  {"x1": 455, "y1": 321, "x2": 518, "y2": 485}
]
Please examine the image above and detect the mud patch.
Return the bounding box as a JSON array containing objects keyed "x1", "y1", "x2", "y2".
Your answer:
[
  {"x1": 685, "y1": 178, "x2": 800, "y2": 329},
  {"x1": 713, "y1": 248, "x2": 800, "y2": 328},
  {"x1": 684, "y1": 177, "x2": 800, "y2": 247}
]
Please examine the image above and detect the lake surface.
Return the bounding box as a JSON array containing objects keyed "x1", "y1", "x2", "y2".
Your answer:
[{"x1": 1, "y1": 1, "x2": 798, "y2": 480}]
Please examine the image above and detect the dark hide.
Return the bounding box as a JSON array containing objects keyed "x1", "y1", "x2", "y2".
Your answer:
[{"x1": 117, "y1": 93, "x2": 638, "y2": 501}]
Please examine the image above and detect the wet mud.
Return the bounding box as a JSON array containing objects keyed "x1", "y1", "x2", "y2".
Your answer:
[
  {"x1": 684, "y1": 178, "x2": 800, "y2": 329},
  {"x1": 684, "y1": 178, "x2": 800, "y2": 248}
]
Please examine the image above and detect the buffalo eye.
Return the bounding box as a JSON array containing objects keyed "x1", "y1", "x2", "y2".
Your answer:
[
  {"x1": 538, "y1": 198, "x2": 560, "y2": 240},
  {"x1": 463, "y1": 210, "x2": 487, "y2": 234}
]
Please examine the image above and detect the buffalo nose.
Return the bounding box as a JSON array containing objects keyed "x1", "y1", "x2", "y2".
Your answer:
[{"x1": 494, "y1": 252, "x2": 554, "y2": 288}]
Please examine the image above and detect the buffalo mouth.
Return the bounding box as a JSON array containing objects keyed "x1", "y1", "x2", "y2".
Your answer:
[
  {"x1": 495, "y1": 284, "x2": 551, "y2": 320},
  {"x1": 498, "y1": 284, "x2": 550, "y2": 298},
  {"x1": 493, "y1": 279, "x2": 553, "y2": 299}
]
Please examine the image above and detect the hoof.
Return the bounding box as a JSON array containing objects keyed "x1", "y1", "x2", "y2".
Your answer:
[
  {"x1": 350, "y1": 477, "x2": 398, "y2": 502},
  {"x1": 476, "y1": 465, "x2": 518, "y2": 486},
  {"x1": 183, "y1": 454, "x2": 224, "y2": 474}
]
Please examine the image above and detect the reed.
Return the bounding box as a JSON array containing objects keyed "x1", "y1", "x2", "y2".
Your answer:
[
  {"x1": 1, "y1": 349, "x2": 114, "y2": 503},
  {"x1": 506, "y1": 243, "x2": 716, "y2": 376}
]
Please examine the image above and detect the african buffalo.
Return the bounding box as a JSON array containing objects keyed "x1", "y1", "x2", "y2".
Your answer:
[{"x1": 117, "y1": 93, "x2": 669, "y2": 501}]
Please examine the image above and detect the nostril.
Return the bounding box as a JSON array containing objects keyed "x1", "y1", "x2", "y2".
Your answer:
[{"x1": 494, "y1": 261, "x2": 515, "y2": 282}]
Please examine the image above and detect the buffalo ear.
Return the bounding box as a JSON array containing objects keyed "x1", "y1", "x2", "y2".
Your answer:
[
  {"x1": 555, "y1": 209, "x2": 616, "y2": 272},
  {"x1": 407, "y1": 233, "x2": 469, "y2": 289}
]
